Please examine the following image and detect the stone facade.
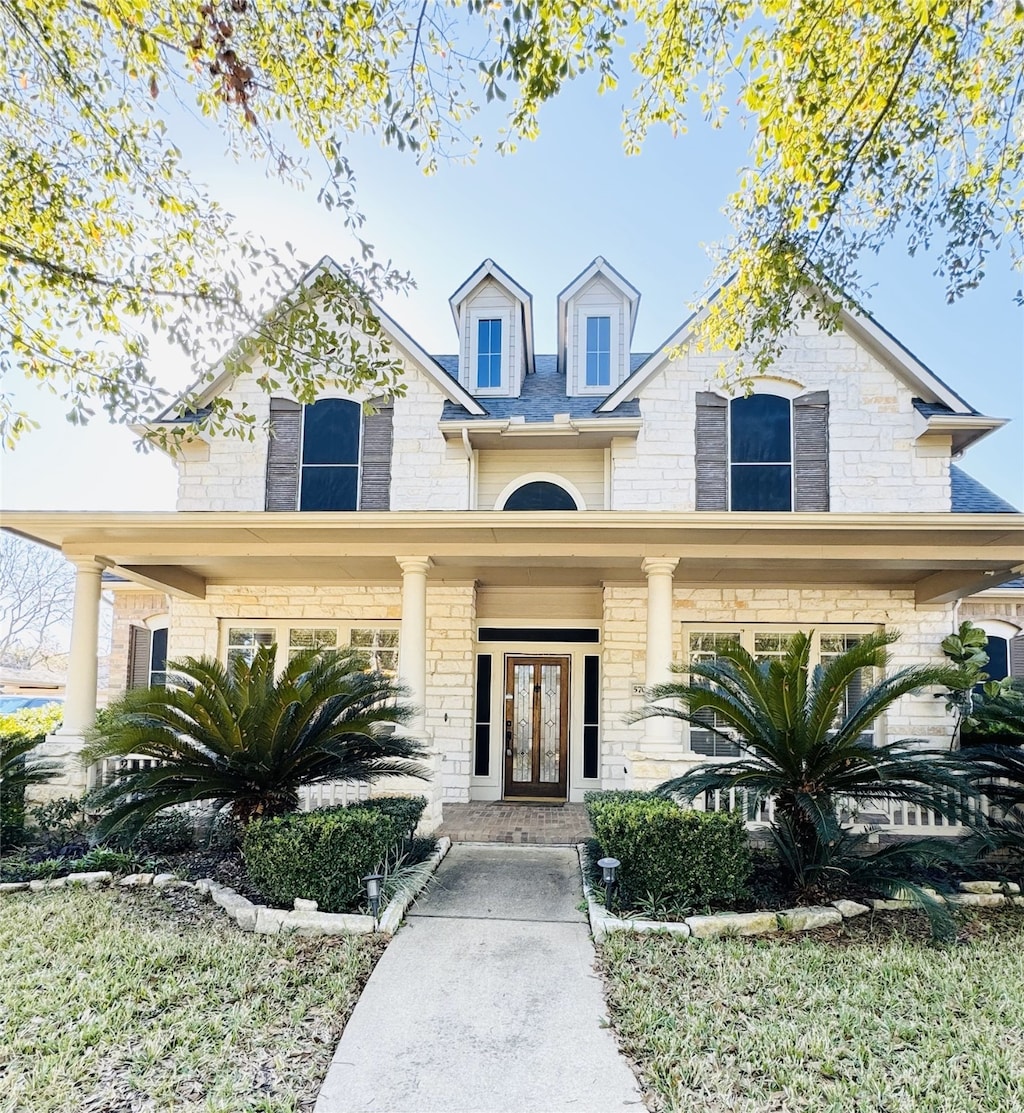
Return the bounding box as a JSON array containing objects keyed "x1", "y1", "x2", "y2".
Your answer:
[{"x1": 106, "y1": 588, "x2": 169, "y2": 704}]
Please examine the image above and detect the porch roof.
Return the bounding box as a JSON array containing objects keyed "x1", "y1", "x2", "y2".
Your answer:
[{"x1": 3, "y1": 510, "x2": 1022, "y2": 605}]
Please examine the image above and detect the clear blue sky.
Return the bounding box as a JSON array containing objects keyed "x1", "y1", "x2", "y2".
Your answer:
[{"x1": 2, "y1": 77, "x2": 1022, "y2": 510}]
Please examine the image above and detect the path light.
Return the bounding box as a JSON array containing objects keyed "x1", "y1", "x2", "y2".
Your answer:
[
  {"x1": 597, "y1": 857, "x2": 620, "y2": 912},
  {"x1": 363, "y1": 871, "x2": 384, "y2": 928}
]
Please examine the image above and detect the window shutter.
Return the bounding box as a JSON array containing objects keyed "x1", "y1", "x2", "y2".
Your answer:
[
  {"x1": 793, "y1": 390, "x2": 830, "y2": 511},
  {"x1": 265, "y1": 398, "x2": 301, "y2": 511},
  {"x1": 1010, "y1": 633, "x2": 1024, "y2": 679},
  {"x1": 695, "y1": 392, "x2": 728, "y2": 511},
  {"x1": 359, "y1": 398, "x2": 394, "y2": 511},
  {"x1": 127, "y1": 625, "x2": 152, "y2": 690}
]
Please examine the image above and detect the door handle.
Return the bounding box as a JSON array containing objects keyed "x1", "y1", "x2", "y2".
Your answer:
[{"x1": 505, "y1": 721, "x2": 512, "y2": 755}]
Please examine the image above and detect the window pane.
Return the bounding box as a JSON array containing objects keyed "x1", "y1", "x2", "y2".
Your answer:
[
  {"x1": 985, "y1": 636, "x2": 1009, "y2": 682},
  {"x1": 477, "y1": 319, "x2": 502, "y2": 388},
  {"x1": 585, "y1": 315, "x2": 611, "y2": 387},
  {"x1": 731, "y1": 464, "x2": 792, "y2": 511},
  {"x1": 819, "y1": 633, "x2": 872, "y2": 741},
  {"x1": 288, "y1": 627, "x2": 337, "y2": 660},
  {"x1": 502, "y1": 481, "x2": 578, "y2": 511},
  {"x1": 226, "y1": 628, "x2": 275, "y2": 668},
  {"x1": 300, "y1": 465, "x2": 358, "y2": 511},
  {"x1": 150, "y1": 627, "x2": 168, "y2": 673},
  {"x1": 688, "y1": 631, "x2": 742, "y2": 757},
  {"x1": 350, "y1": 628, "x2": 399, "y2": 674},
  {"x1": 753, "y1": 632, "x2": 792, "y2": 662},
  {"x1": 730, "y1": 395, "x2": 791, "y2": 462},
  {"x1": 302, "y1": 399, "x2": 360, "y2": 465}
]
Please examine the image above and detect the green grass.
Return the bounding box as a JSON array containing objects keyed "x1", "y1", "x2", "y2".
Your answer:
[
  {"x1": 600, "y1": 910, "x2": 1024, "y2": 1113},
  {"x1": 0, "y1": 888, "x2": 383, "y2": 1112}
]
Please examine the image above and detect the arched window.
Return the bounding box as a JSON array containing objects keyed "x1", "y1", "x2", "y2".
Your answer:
[
  {"x1": 729, "y1": 394, "x2": 793, "y2": 511},
  {"x1": 300, "y1": 399, "x2": 361, "y2": 511},
  {"x1": 501, "y1": 481, "x2": 579, "y2": 511},
  {"x1": 127, "y1": 616, "x2": 169, "y2": 690}
]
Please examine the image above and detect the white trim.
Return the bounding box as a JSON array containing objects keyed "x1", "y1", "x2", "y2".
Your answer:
[
  {"x1": 494, "y1": 473, "x2": 588, "y2": 511},
  {"x1": 449, "y1": 259, "x2": 535, "y2": 370},
  {"x1": 574, "y1": 307, "x2": 621, "y2": 395},
  {"x1": 468, "y1": 307, "x2": 512, "y2": 395},
  {"x1": 557, "y1": 257, "x2": 641, "y2": 370},
  {"x1": 974, "y1": 618, "x2": 1023, "y2": 639}
]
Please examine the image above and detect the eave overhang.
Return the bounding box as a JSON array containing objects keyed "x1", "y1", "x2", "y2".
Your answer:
[
  {"x1": 913, "y1": 411, "x2": 1008, "y2": 455},
  {"x1": 438, "y1": 417, "x2": 643, "y2": 450},
  {"x1": 4, "y1": 511, "x2": 1022, "y2": 606}
]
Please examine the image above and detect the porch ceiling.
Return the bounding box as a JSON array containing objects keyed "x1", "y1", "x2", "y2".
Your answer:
[{"x1": 3, "y1": 510, "x2": 1023, "y2": 604}]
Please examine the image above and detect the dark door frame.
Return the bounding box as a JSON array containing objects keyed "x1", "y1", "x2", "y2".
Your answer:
[{"x1": 503, "y1": 655, "x2": 570, "y2": 800}]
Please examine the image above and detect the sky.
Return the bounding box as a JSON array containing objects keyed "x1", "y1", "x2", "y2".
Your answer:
[{"x1": 2, "y1": 74, "x2": 1022, "y2": 511}]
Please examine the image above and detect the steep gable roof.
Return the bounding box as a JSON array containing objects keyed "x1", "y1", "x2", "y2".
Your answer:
[
  {"x1": 556, "y1": 257, "x2": 641, "y2": 372},
  {"x1": 151, "y1": 256, "x2": 485, "y2": 430},
  {"x1": 595, "y1": 283, "x2": 1004, "y2": 452},
  {"x1": 448, "y1": 259, "x2": 535, "y2": 370}
]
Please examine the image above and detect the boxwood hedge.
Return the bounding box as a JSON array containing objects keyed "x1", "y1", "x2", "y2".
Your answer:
[{"x1": 585, "y1": 790, "x2": 751, "y2": 913}]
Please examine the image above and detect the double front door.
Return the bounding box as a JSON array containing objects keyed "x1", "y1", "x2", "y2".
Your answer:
[{"x1": 504, "y1": 655, "x2": 569, "y2": 799}]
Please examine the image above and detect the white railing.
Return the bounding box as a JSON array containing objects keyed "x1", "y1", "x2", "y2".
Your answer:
[{"x1": 297, "y1": 781, "x2": 370, "y2": 811}]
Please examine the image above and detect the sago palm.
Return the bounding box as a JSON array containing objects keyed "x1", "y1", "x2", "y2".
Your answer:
[
  {"x1": 637, "y1": 631, "x2": 976, "y2": 892},
  {"x1": 83, "y1": 645, "x2": 428, "y2": 836}
]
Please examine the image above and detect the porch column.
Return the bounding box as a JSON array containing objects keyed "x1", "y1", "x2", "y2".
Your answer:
[
  {"x1": 58, "y1": 559, "x2": 104, "y2": 737},
  {"x1": 397, "y1": 556, "x2": 432, "y2": 737},
  {"x1": 642, "y1": 557, "x2": 680, "y2": 753}
]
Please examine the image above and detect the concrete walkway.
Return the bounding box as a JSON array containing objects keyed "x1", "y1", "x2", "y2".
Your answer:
[{"x1": 314, "y1": 845, "x2": 644, "y2": 1113}]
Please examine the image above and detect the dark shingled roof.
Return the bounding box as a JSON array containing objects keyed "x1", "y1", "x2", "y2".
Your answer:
[
  {"x1": 951, "y1": 465, "x2": 1019, "y2": 513},
  {"x1": 912, "y1": 399, "x2": 956, "y2": 418},
  {"x1": 437, "y1": 354, "x2": 647, "y2": 422}
]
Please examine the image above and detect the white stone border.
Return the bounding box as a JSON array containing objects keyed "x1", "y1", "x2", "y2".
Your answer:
[
  {"x1": 576, "y1": 844, "x2": 1023, "y2": 943},
  {"x1": 0, "y1": 837, "x2": 452, "y2": 938}
]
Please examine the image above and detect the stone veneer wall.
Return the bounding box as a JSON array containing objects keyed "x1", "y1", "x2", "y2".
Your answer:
[
  {"x1": 175, "y1": 358, "x2": 470, "y2": 512},
  {"x1": 169, "y1": 582, "x2": 478, "y2": 807},
  {"x1": 612, "y1": 316, "x2": 951, "y2": 513},
  {"x1": 105, "y1": 589, "x2": 169, "y2": 704},
  {"x1": 959, "y1": 597, "x2": 1024, "y2": 628},
  {"x1": 600, "y1": 585, "x2": 957, "y2": 790}
]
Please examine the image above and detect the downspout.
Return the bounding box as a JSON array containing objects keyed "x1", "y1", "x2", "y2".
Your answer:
[{"x1": 461, "y1": 426, "x2": 476, "y2": 510}]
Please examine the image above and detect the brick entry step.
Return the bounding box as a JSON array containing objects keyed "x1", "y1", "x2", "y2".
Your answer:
[{"x1": 437, "y1": 802, "x2": 593, "y2": 845}]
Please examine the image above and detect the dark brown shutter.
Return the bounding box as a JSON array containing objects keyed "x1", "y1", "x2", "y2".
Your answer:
[
  {"x1": 1010, "y1": 633, "x2": 1024, "y2": 679},
  {"x1": 359, "y1": 399, "x2": 394, "y2": 511},
  {"x1": 127, "y1": 625, "x2": 152, "y2": 690},
  {"x1": 695, "y1": 391, "x2": 728, "y2": 511},
  {"x1": 265, "y1": 398, "x2": 301, "y2": 511},
  {"x1": 793, "y1": 390, "x2": 830, "y2": 511}
]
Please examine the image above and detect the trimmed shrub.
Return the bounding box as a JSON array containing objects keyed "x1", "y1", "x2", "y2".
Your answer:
[
  {"x1": 585, "y1": 791, "x2": 751, "y2": 913},
  {"x1": 351, "y1": 795, "x2": 427, "y2": 841},
  {"x1": 243, "y1": 806, "x2": 404, "y2": 913}
]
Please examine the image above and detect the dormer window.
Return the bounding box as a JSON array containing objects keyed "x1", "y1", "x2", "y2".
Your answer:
[
  {"x1": 477, "y1": 318, "x2": 503, "y2": 389},
  {"x1": 585, "y1": 316, "x2": 611, "y2": 387}
]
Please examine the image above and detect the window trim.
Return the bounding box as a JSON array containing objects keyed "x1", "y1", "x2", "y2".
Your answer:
[
  {"x1": 727, "y1": 393, "x2": 795, "y2": 512},
  {"x1": 468, "y1": 307, "x2": 511, "y2": 395},
  {"x1": 573, "y1": 304, "x2": 620, "y2": 395},
  {"x1": 584, "y1": 314, "x2": 612, "y2": 389},
  {"x1": 298, "y1": 398, "x2": 363, "y2": 512},
  {"x1": 682, "y1": 623, "x2": 882, "y2": 757},
  {"x1": 972, "y1": 619, "x2": 1024, "y2": 681},
  {"x1": 494, "y1": 472, "x2": 586, "y2": 511}
]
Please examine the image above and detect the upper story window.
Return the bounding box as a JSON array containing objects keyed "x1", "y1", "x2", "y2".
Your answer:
[
  {"x1": 477, "y1": 319, "x2": 503, "y2": 389},
  {"x1": 502, "y1": 481, "x2": 580, "y2": 511},
  {"x1": 585, "y1": 316, "x2": 611, "y2": 387},
  {"x1": 729, "y1": 395, "x2": 793, "y2": 511},
  {"x1": 300, "y1": 399, "x2": 361, "y2": 511}
]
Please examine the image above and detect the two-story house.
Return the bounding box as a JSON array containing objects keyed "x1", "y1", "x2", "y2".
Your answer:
[{"x1": 5, "y1": 256, "x2": 1023, "y2": 826}]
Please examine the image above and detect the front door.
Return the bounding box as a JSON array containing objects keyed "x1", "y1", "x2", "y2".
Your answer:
[{"x1": 504, "y1": 656, "x2": 570, "y2": 799}]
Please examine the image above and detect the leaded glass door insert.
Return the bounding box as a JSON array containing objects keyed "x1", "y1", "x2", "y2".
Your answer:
[{"x1": 503, "y1": 656, "x2": 570, "y2": 799}]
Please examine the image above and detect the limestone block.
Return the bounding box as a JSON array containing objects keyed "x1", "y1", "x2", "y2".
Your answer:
[
  {"x1": 0, "y1": 882, "x2": 29, "y2": 893},
  {"x1": 152, "y1": 873, "x2": 179, "y2": 889},
  {"x1": 831, "y1": 899, "x2": 871, "y2": 919},
  {"x1": 65, "y1": 872, "x2": 113, "y2": 887},
  {"x1": 959, "y1": 881, "x2": 1003, "y2": 895},
  {"x1": 869, "y1": 898, "x2": 913, "y2": 911},
  {"x1": 232, "y1": 903, "x2": 259, "y2": 932},
  {"x1": 28, "y1": 879, "x2": 51, "y2": 892},
  {"x1": 193, "y1": 878, "x2": 217, "y2": 896},
  {"x1": 254, "y1": 907, "x2": 287, "y2": 935},
  {"x1": 685, "y1": 912, "x2": 780, "y2": 938},
  {"x1": 778, "y1": 906, "x2": 843, "y2": 932},
  {"x1": 119, "y1": 874, "x2": 151, "y2": 888},
  {"x1": 283, "y1": 910, "x2": 374, "y2": 936},
  {"x1": 1005, "y1": 883, "x2": 1022, "y2": 895},
  {"x1": 947, "y1": 893, "x2": 1004, "y2": 908},
  {"x1": 1011, "y1": 897, "x2": 1024, "y2": 908},
  {"x1": 293, "y1": 898, "x2": 319, "y2": 912}
]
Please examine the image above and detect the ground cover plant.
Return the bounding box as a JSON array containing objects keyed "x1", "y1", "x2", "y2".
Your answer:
[
  {"x1": 0, "y1": 886, "x2": 383, "y2": 1113},
  {"x1": 599, "y1": 909, "x2": 1024, "y2": 1113}
]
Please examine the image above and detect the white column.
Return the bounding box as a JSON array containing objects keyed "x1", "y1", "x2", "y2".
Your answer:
[
  {"x1": 642, "y1": 557, "x2": 680, "y2": 751},
  {"x1": 397, "y1": 557, "x2": 432, "y2": 736},
  {"x1": 58, "y1": 559, "x2": 104, "y2": 736}
]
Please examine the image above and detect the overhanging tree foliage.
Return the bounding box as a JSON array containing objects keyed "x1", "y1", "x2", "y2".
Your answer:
[{"x1": 3, "y1": 0, "x2": 1021, "y2": 444}]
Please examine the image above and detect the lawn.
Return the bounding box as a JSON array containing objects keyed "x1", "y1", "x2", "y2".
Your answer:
[
  {"x1": 600, "y1": 909, "x2": 1024, "y2": 1113},
  {"x1": 0, "y1": 887, "x2": 384, "y2": 1112}
]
